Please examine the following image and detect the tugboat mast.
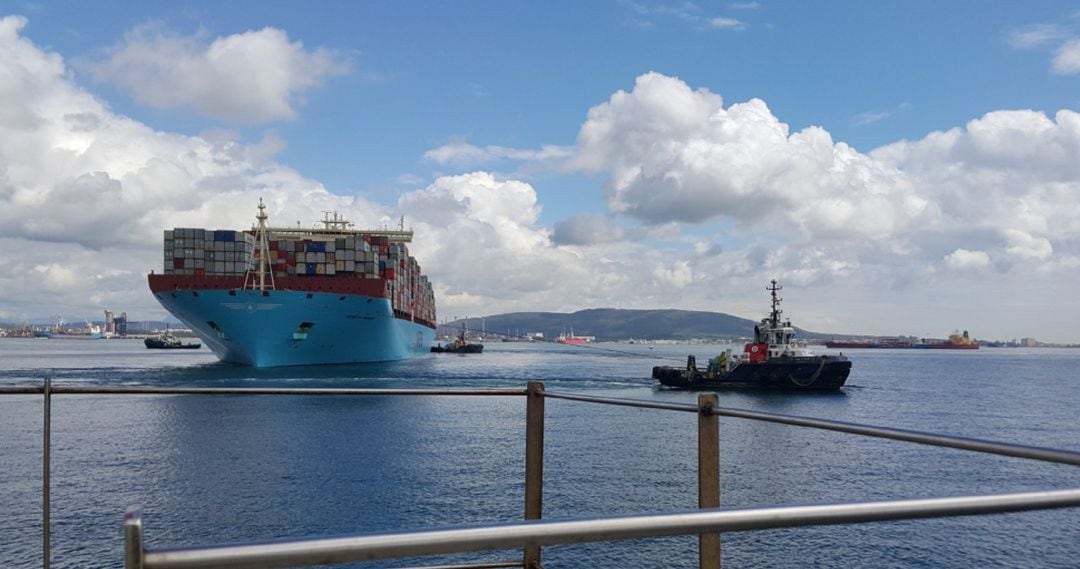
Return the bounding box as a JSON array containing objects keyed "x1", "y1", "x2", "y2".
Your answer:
[{"x1": 767, "y1": 279, "x2": 783, "y2": 328}]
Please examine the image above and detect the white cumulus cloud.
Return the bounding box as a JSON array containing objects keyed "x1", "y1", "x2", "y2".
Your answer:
[
  {"x1": 943, "y1": 249, "x2": 990, "y2": 271},
  {"x1": 653, "y1": 260, "x2": 693, "y2": 288},
  {"x1": 572, "y1": 72, "x2": 929, "y2": 244},
  {"x1": 80, "y1": 22, "x2": 350, "y2": 123}
]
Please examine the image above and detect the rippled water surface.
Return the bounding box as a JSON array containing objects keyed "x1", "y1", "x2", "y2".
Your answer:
[{"x1": 1, "y1": 339, "x2": 1078, "y2": 568}]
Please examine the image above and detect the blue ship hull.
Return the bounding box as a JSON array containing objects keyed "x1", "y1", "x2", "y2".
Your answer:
[{"x1": 153, "y1": 289, "x2": 435, "y2": 367}]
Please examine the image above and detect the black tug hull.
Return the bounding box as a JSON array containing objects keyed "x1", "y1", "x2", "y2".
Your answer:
[
  {"x1": 144, "y1": 338, "x2": 201, "y2": 349},
  {"x1": 431, "y1": 344, "x2": 483, "y2": 354},
  {"x1": 653, "y1": 356, "x2": 851, "y2": 391}
]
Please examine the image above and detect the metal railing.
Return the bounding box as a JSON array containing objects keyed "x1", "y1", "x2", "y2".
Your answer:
[{"x1": 3, "y1": 380, "x2": 1079, "y2": 569}]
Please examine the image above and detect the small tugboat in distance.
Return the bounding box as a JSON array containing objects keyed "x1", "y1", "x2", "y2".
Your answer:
[
  {"x1": 145, "y1": 333, "x2": 201, "y2": 350},
  {"x1": 653, "y1": 280, "x2": 851, "y2": 391},
  {"x1": 431, "y1": 328, "x2": 483, "y2": 354}
]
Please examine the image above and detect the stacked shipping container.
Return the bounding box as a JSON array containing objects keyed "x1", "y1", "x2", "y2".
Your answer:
[
  {"x1": 160, "y1": 228, "x2": 436, "y2": 327},
  {"x1": 162, "y1": 229, "x2": 255, "y2": 277}
]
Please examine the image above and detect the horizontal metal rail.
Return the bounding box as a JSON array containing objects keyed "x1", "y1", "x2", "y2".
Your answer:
[
  {"x1": 129, "y1": 489, "x2": 1080, "y2": 569},
  {"x1": 385, "y1": 563, "x2": 520, "y2": 569},
  {"x1": 0, "y1": 386, "x2": 527, "y2": 397},
  {"x1": 710, "y1": 407, "x2": 1080, "y2": 466},
  {"x1": 543, "y1": 390, "x2": 698, "y2": 412},
  {"x1": 541, "y1": 391, "x2": 1080, "y2": 467}
]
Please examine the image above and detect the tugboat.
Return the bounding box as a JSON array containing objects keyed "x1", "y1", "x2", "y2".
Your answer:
[
  {"x1": 144, "y1": 332, "x2": 201, "y2": 350},
  {"x1": 652, "y1": 280, "x2": 851, "y2": 391},
  {"x1": 430, "y1": 328, "x2": 483, "y2": 354}
]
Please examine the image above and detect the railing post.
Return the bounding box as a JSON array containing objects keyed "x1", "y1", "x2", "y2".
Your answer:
[
  {"x1": 698, "y1": 392, "x2": 720, "y2": 569},
  {"x1": 43, "y1": 377, "x2": 51, "y2": 569},
  {"x1": 523, "y1": 381, "x2": 545, "y2": 569},
  {"x1": 124, "y1": 508, "x2": 144, "y2": 569}
]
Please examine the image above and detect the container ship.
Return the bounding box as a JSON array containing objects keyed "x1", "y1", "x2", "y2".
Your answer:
[{"x1": 147, "y1": 201, "x2": 436, "y2": 366}]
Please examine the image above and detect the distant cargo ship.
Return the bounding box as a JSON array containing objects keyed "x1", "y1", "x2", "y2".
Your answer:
[
  {"x1": 556, "y1": 328, "x2": 593, "y2": 344},
  {"x1": 147, "y1": 201, "x2": 436, "y2": 367},
  {"x1": 43, "y1": 319, "x2": 104, "y2": 340},
  {"x1": 922, "y1": 331, "x2": 980, "y2": 350},
  {"x1": 825, "y1": 330, "x2": 979, "y2": 350}
]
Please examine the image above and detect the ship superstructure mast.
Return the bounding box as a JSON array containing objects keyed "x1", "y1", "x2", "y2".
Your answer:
[
  {"x1": 320, "y1": 210, "x2": 351, "y2": 232},
  {"x1": 759, "y1": 279, "x2": 803, "y2": 358},
  {"x1": 264, "y1": 213, "x2": 413, "y2": 242},
  {"x1": 243, "y1": 199, "x2": 275, "y2": 291}
]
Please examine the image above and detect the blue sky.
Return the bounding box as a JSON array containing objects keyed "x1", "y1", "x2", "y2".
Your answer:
[{"x1": 4, "y1": 1, "x2": 1080, "y2": 340}]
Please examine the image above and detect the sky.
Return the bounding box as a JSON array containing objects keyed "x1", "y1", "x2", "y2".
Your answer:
[{"x1": 2, "y1": 1, "x2": 1080, "y2": 341}]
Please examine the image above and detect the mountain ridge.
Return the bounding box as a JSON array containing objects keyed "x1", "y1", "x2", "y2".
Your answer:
[{"x1": 440, "y1": 308, "x2": 843, "y2": 341}]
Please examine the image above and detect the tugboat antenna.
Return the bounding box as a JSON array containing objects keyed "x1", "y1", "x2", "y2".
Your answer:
[{"x1": 767, "y1": 279, "x2": 783, "y2": 326}]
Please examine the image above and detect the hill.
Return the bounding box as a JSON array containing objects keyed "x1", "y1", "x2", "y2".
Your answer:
[{"x1": 441, "y1": 308, "x2": 840, "y2": 341}]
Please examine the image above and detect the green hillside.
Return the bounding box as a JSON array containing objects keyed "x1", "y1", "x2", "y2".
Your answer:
[{"x1": 441, "y1": 308, "x2": 839, "y2": 341}]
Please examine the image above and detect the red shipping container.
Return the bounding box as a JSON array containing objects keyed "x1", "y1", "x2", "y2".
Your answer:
[
  {"x1": 384, "y1": 268, "x2": 395, "y2": 280},
  {"x1": 194, "y1": 268, "x2": 205, "y2": 277},
  {"x1": 173, "y1": 259, "x2": 184, "y2": 269}
]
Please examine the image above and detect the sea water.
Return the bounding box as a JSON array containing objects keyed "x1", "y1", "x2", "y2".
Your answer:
[{"x1": 1, "y1": 339, "x2": 1078, "y2": 568}]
